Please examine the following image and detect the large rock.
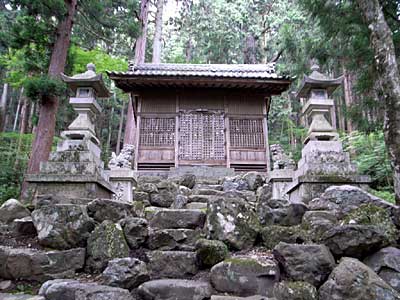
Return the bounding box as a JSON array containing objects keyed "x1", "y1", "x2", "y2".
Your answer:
[
  {"x1": 32, "y1": 204, "x2": 95, "y2": 250},
  {"x1": 195, "y1": 238, "x2": 229, "y2": 268},
  {"x1": 222, "y1": 176, "x2": 250, "y2": 191},
  {"x1": 87, "y1": 198, "x2": 136, "y2": 223},
  {"x1": 0, "y1": 199, "x2": 30, "y2": 224},
  {"x1": 149, "y1": 209, "x2": 206, "y2": 230},
  {"x1": 179, "y1": 174, "x2": 197, "y2": 189},
  {"x1": 149, "y1": 181, "x2": 179, "y2": 207},
  {"x1": 242, "y1": 172, "x2": 264, "y2": 191},
  {"x1": 206, "y1": 197, "x2": 260, "y2": 250},
  {"x1": 273, "y1": 281, "x2": 318, "y2": 300},
  {"x1": 39, "y1": 279, "x2": 134, "y2": 300},
  {"x1": 320, "y1": 204, "x2": 398, "y2": 258},
  {"x1": 120, "y1": 217, "x2": 148, "y2": 249},
  {"x1": 147, "y1": 251, "x2": 198, "y2": 279},
  {"x1": 138, "y1": 279, "x2": 212, "y2": 300},
  {"x1": 102, "y1": 258, "x2": 149, "y2": 290},
  {"x1": 261, "y1": 225, "x2": 307, "y2": 249},
  {"x1": 0, "y1": 246, "x2": 85, "y2": 281},
  {"x1": 309, "y1": 185, "x2": 398, "y2": 220},
  {"x1": 11, "y1": 216, "x2": 37, "y2": 237},
  {"x1": 86, "y1": 221, "x2": 129, "y2": 272},
  {"x1": 301, "y1": 210, "x2": 337, "y2": 240},
  {"x1": 210, "y1": 256, "x2": 279, "y2": 297},
  {"x1": 257, "y1": 197, "x2": 307, "y2": 226},
  {"x1": 147, "y1": 228, "x2": 201, "y2": 251},
  {"x1": 364, "y1": 247, "x2": 400, "y2": 292},
  {"x1": 319, "y1": 257, "x2": 400, "y2": 300},
  {"x1": 273, "y1": 242, "x2": 336, "y2": 287},
  {"x1": 170, "y1": 194, "x2": 189, "y2": 209}
]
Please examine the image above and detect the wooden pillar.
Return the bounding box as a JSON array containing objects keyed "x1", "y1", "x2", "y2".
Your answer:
[
  {"x1": 224, "y1": 95, "x2": 231, "y2": 168},
  {"x1": 263, "y1": 97, "x2": 271, "y2": 171},
  {"x1": 134, "y1": 97, "x2": 142, "y2": 171},
  {"x1": 175, "y1": 92, "x2": 180, "y2": 168}
]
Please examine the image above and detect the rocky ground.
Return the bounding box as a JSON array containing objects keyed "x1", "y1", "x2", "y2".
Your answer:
[{"x1": 0, "y1": 172, "x2": 400, "y2": 300}]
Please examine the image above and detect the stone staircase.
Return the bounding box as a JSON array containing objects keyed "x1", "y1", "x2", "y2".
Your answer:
[{"x1": 1, "y1": 173, "x2": 400, "y2": 300}]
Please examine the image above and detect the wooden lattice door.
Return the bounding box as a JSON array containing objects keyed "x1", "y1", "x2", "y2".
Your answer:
[{"x1": 179, "y1": 111, "x2": 225, "y2": 162}]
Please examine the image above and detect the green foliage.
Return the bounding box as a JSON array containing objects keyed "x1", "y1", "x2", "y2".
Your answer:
[
  {"x1": 0, "y1": 133, "x2": 60, "y2": 204},
  {"x1": 0, "y1": 133, "x2": 34, "y2": 204},
  {"x1": 342, "y1": 130, "x2": 393, "y2": 193},
  {"x1": 71, "y1": 47, "x2": 128, "y2": 75},
  {"x1": 24, "y1": 75, "x2": 66, "y2": 102},
  {"x1": 368, "y1": 189, "x2": 396, "y2": 204}
]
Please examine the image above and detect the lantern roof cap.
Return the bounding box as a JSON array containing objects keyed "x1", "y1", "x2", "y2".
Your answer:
[
  {"x1": 61, "y1": 63, "x2": 110, "y2": 98},
  {"x1": 297, "y1": 63, "x2": 343, "y2": 98}
]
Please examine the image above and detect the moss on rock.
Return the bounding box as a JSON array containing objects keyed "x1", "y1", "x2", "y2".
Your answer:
[{"x1": 195, "y1": 238, "x2": 229, "y2": 268}]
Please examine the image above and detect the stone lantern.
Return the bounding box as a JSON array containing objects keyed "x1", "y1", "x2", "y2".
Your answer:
[
  {"x1": 296, "y1": 64, "x2": 342, "y2": 144},
  {"x1": 285, "y1": 64, "x2": 370, "y2": 203},
  {"x1": 60, "y1": 63, "x2": 110, "y2": 156},
  {"x1": 23, "y1": 64, "x2": 114, "y2": 204}
]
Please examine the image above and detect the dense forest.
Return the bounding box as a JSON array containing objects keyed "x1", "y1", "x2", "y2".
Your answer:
[{"x1": 0, "y1": 0, "x2": 399, "y2": 203}]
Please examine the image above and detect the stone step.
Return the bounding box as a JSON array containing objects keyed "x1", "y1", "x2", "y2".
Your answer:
[
  {"x1": 194, "y1": 184, "x2": 223, "y2": 191},
  {"x1": 0, "y1": 293, "x2": 44, "y2": 300},
  {"x1": 193, "y1": 189, "x2": 225, "y2": 196},
  {"x1": 39, "y1": 279, "x2": 134, "y2": 300},
  {"x1": 211, "y1": 296, "x2": 269, "y2": 300},
  {"x1": 147, "y1": 251, "x2": 198, "y2": 279},
  {"x1": 147, "y1": 228, "x2": 202, "y2": 251},
  {"x1": 185, "y1": 202, "x2": 208, "y2": 210},
  {"x1": 138, "y1": 279, "x2": 213, "y2": 300},
  {"x1": 0, "y1": 246, "x2": 85, "y2": 282},
  {"x1": 148, "y1": 209, "x2": 206, "y2": 230},
  {"x1": 188, "y1": 194, "x2": 221, "y2": 204}
]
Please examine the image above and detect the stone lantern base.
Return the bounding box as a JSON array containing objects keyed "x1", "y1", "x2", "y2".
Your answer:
[
  {"x1": 286, "y1": 140, "x2": 371, "y2": 203},
  {"x1": 22, "y1": 139, "x2": 113, "y2": 206}
]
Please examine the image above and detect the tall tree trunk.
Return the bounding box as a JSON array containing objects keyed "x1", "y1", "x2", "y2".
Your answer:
[
  {"x1": 134, "y1": 0, "x2": 150, "y2": 65},
  {"x1": 116, "y1": 99, "x2": 125, "y2": 155},
  {"x1": 25, "y1": 0, "x2": 77, "y2": 175},
  {"x1": 342, "y1": 65, "x2": 355, "y2": 132},
  {"x1": 0, "y1": 82, "x2": 8, "y2": 132},
  {"x1": 123, "y1": 0, "x2": 149, "y2": 147},
  {"x1": 28, "y1": 101, "x2": 35, "y2": 133},
  {"x1": 356, "y1": 0, "x2": 400, "y2": 204},
  {"x1": 185, "y1": 39, "x2": 193, "y2": 63},
  {"x1": 19, "y1": 89, "x2": 31, "y2": 134},
  {"x1": 243, "y1": 34, "x2": 257, "y2": 64},
  {"x1": 152, "y1": 0, "x2": 164, "y2": 63},
  {"x1": 13, "y1": 88, "x2": 23, "y2": 132},
  {"x1": 123, "y1": 94, "x2": 136, "y2": 145}
]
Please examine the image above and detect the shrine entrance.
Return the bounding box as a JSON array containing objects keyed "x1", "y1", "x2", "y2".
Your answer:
[{"x1": 178, "y1": 110, "x2": 225, "y2": 164}]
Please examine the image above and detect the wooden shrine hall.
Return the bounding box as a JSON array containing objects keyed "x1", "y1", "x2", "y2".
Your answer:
[{"x1": 108, "y1": 63, "x2": 291, "y2": 172}]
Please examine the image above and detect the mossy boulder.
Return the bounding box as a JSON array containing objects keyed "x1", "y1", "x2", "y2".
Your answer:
[
  {"x1": 261, "y1": 225, "x2": 307, "y2": 249},
  {"x1": 195, "y1": 238, "x2": 229, "y2": 268},
  {"x1": 273, "y1": 281, "x2": 318, "y2": 300},
  {"x1": 32, "y1": 204, "x2": 95, "y2": 250},
  {"x1": 301, "y1": 210, "x2": 337, "y2": 241},
  {"x1": 206, "y1": 197, "x2": 260, "y2": 250},
  {"x1": 320, "y1": 204, "x2": 398, "y2": 258},
  {"x1": 210, "y1": 256, "x2": 279, "y2": 297},
  {"x1": 86, "y1": 220, "x2": 129, "y2": 272},
  {"x1": 319, "y1": 257, "x2": 400, "y2": 300}
]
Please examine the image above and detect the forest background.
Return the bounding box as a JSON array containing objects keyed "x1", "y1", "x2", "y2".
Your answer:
[{"x1": 0, "y1": 0, "x2": 397, "y2": 203}]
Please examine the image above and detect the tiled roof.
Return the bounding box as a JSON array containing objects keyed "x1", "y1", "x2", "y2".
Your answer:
[{"x1": 108, "y1": 63, "x2": 289, "y2": 80}]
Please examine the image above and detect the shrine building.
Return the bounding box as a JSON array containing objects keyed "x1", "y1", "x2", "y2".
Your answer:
[{"x1": 108, "y1": 63, "x2": 291, "y2": 172}]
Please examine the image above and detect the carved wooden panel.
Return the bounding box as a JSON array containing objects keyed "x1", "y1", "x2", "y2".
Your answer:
[
  {"x1": 229, "y1": 118, "x2": 265, "y2": 148},
  {"x1": 179, "y1": 111, "x2": 225, "y2": 161},
  {"x1": 139, "y1": 117, "x2": 175, "y2": 147}
]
